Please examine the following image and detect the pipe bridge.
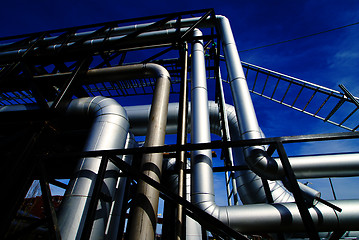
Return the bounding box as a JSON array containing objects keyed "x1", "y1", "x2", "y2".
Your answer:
[{"x1": 1, "y1": 9, "x2": 359, "y2": 240}]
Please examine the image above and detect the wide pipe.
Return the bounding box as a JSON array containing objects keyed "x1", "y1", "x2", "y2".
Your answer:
[
  {"x1": 56, "y1": 63, "x2": 170, "y2": 239},
  {"x1": 57, "y1": 96, "x2": 130, "y2": 240},
  {"x1": 127, "y1": 64, "x2": 171, "y2": 239}
]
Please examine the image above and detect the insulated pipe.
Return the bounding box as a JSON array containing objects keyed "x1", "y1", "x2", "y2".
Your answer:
[
  {"x1": 186, "y1": 27, "x2": 359, "y2": 233},
  {"x1": 55, "y1": 63, "x2": 170, "y2": 240},
  {"x1": 208, "y1": 101, "x2": 294, "y2": 204},
  {"x1": 161, "y1": 160, "x2": 359, "y2": 234},
  {"x1": 57, "y1": 96, "x2": 130, "y2": 240},
  {"x1": 189, "y1": 28, "x2": 210, "y2": 239},
  {"x1": 105, "y1": 133, "x2": 136, "y2": 240},
  {"x1": 0, "y1": 14, "x2": 327, "y2": 180},
  {"x1": 124, "y1": 102, "x2": 359, "y2": 204},
  {"x1": 127, "y1": 64, "x2": 171, "y2": 240},
  {"x1": 215, "y1": 16, "x2": 279, "y2": 180}
]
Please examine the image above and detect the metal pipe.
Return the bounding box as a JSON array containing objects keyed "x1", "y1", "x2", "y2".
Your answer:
[
  {"x1": 57, "y1": 96, "x2": 130, "y2": 240},
  {"x1": 55, "y1": 63, "x2": 170, "y2": 240},
  {"x1": 186, "y1": 26, "x2": 359, "y2": 233},
  {"x1": 189, "y1": 28, "x2": 210, "y2": 239},
  {"x1": 0, "y1": 28, "x2": 187, "y2": 62},
  {"x1": 127, "y1": 63, "x2": 171, "y2": 239},
  {"x1": 215, "y1": 16, "x2": 278, "y2": 180},
  {"x1": 105, "y1": 133, "x2": 136, "y2": 240},
  {"x1": 175, "y1": 42, "x2": 189, "y2": 240},
  {"x1": 124, "y1": 102, "x2": 359, "y2": 203},
  {"x1": 2, "y1": 14, "x2": 359, "y2": 235}
]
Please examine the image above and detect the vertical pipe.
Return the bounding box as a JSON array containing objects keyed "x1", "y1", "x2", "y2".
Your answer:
[
  {"x1": 176, "y1": 42, "x2": 189, "y2": 240},
  {"x1": 189, "y1": 28, "x2": 212, "y2": 239},
  {"x1": 186, "y1": 161, "x2": 202, "y2": 240},
  {"x1": 105, "y1": 133, "x2": 136, "y2": 240},
  {"x1": 57, "y1": 97, "x2": 130, "y2": 240},
  {"x1": 127, "y1": 64, "x2": 171, "y2": 240}
]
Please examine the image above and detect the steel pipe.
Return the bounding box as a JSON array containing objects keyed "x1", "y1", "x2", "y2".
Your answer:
[
  {"x1": 127, "y1": 63, "x2": 171, "y2": 240},
  {"x1": 0, "y1": 28, "x2": 188, "y2": 62},
  {"x1": 105, "y1": 133, "x2": 136, "y2": 240},
  {"x1": 188, "y1": 28, "x2": 211, "y2": 239},
  {"x1": 57, "y1": 96, "x2": 130, "y2": 240}
]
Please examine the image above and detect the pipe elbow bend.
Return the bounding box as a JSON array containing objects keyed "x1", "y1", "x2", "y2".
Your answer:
[
  {"x1": 246, "y1": 147, "x2": 283, "y2": 180},
  {"x1": 67, "y1": 96, "x2": 129, "y2": 128},
  {"x1": 198, "y1": 203, "x2": 230, "y2": 227},
  {"x1": 142, "y1": 63, "x2": 170, "y2": 82},
  {"x1": 215, "y1": 15, "x2": 229, "y2": 23}
]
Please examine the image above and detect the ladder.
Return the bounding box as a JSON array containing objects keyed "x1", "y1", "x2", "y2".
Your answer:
[{"x1": 241, "y1": 61, "x2": 359, "y2": 132}]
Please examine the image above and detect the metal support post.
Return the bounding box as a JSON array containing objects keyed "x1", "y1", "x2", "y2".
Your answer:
[
  {"x1": 260, "y1": 178, "x2": 274, "y2": 204},
  {"x1": 51, "y1": 57, "x2": 92, "y2": 109},
  {"x1": 275, "y1": 141, "x2": 320, "y2": 240},
  {"x1": 39, "y1": 162, "x2": 62, "y2": 240}
]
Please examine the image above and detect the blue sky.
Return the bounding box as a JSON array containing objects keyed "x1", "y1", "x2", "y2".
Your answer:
[{"x1": 2, "y1": 1, "x2": 359, "y2": 209}]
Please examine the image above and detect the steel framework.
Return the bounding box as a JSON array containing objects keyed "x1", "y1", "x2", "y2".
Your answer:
[{"x1": 0, "y1": 9, "x2": 359, "y2": 240}]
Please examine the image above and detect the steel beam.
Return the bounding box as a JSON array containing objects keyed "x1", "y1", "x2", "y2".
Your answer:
[{"x1": 45, "y1": 131, "x2": 359, "y2": 160}]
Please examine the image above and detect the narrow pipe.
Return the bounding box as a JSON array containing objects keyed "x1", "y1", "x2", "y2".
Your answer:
[
  {"x1": 127, "y1": 64, "x2": 171, "y2": 239},
  {"x1": 0, "y1": 28, "x2": 188, "y2": 62},
  {"x1": 57, "y1": 96, "x2": 130, "y2": 240},
  {"x1": 105, "y1": 133, "x2": 136, "y2": 240},
  {"x1": 176, "y1": 42, "x2": 189, "y2": 240}
]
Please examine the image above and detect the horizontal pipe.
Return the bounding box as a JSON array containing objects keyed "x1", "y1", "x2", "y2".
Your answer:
[
  {"x1": 221, "y1": 199, "x2": 359, "y2": 233},
  {"x1": 0, "y1": 28, "x2": 187, "y2": 62},
  {"x1": 124, "y1": 102, "x2": 359, "y2": 179}
]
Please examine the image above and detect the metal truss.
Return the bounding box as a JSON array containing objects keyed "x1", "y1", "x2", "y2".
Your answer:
[
  {"x1": 1, "y1": 8, "x2": 358, "y2": 240},
  {"x1": 0, "y1": 9, "x2": 218, "y2": 107}
]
